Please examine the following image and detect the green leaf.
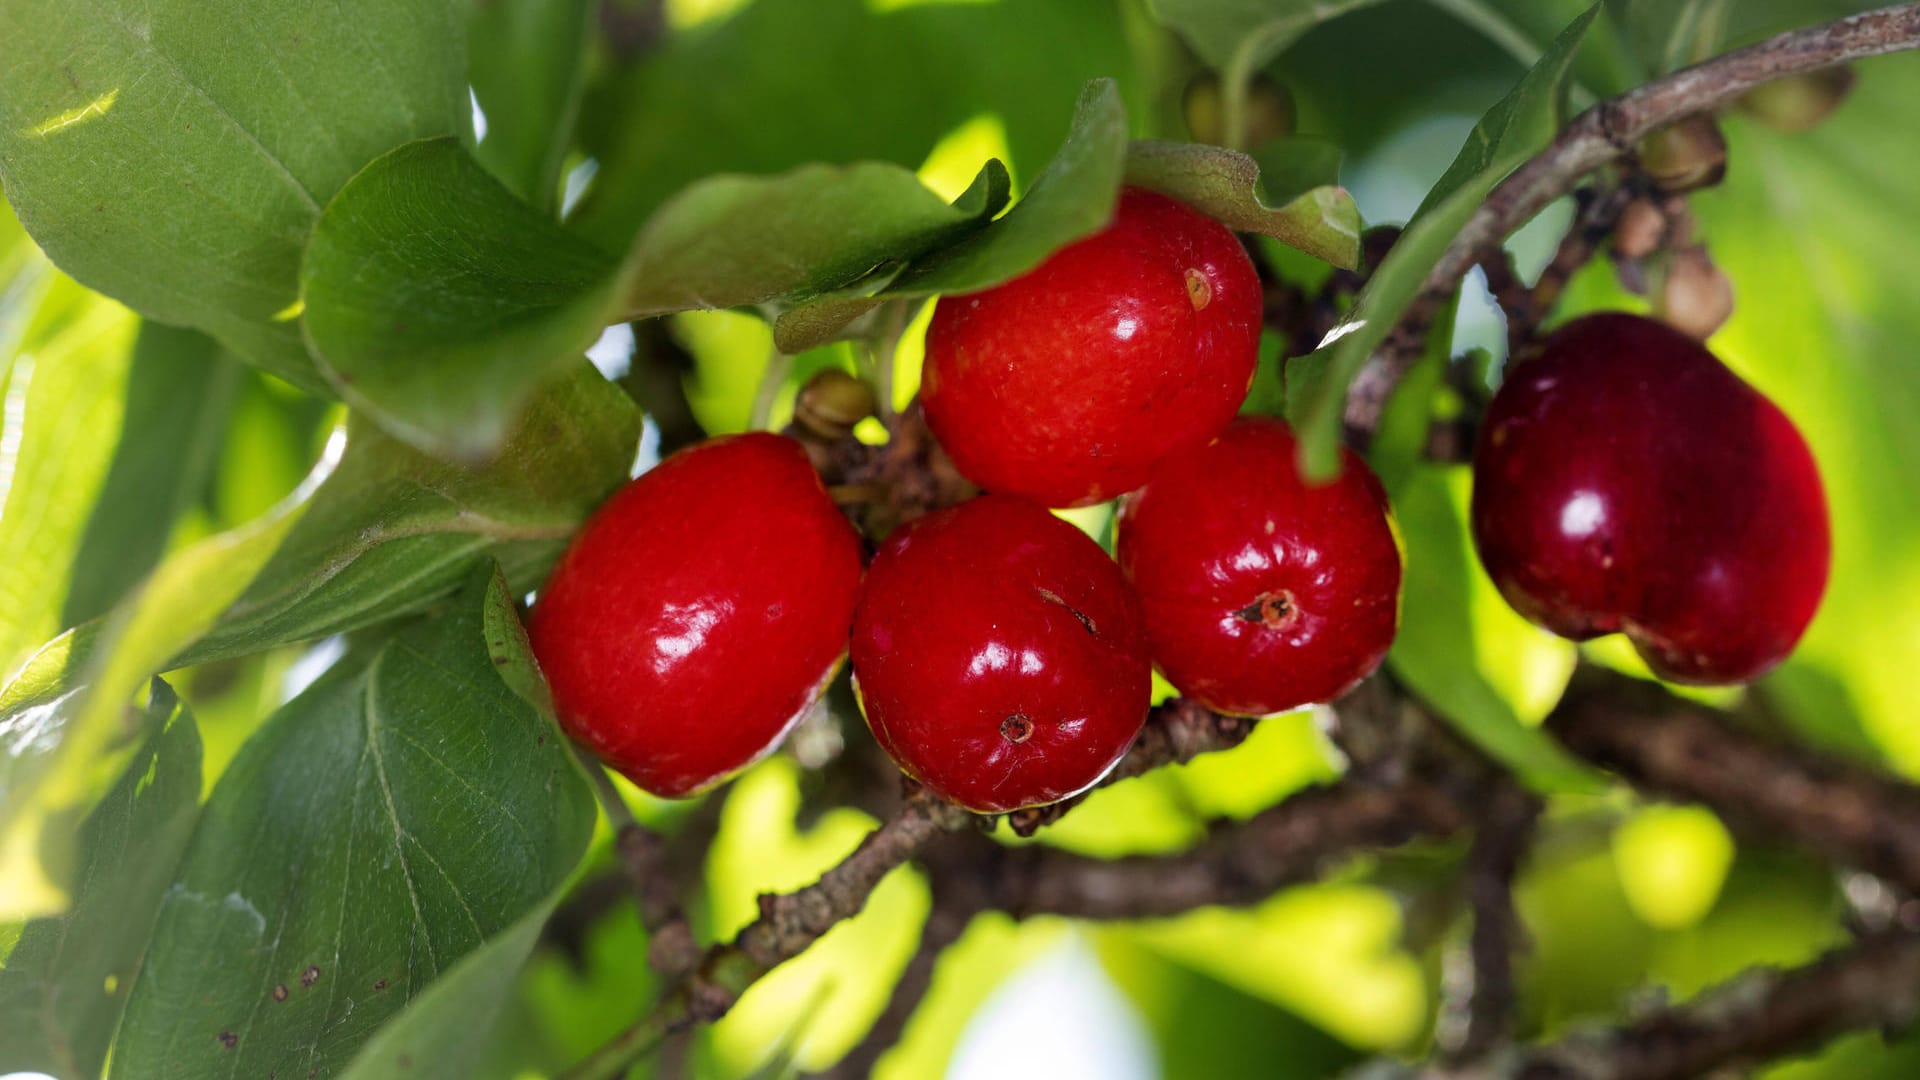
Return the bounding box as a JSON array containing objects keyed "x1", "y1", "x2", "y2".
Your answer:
[
  {"x1": 113, "y1": 565, "x2": 595, "y2": 1078},
  {"x1": 1121, "y1": 140, "x2": 1361, "y2": 269},
  {"x1": 303, "y1": 138, "x2": 622, "y2": 460},
  {"x1": 468, "y1": 0, "x2": 595, "y2": 212},
  {"x1": 1285, "y1": 3, "x2": 1599, "y2": 478},
  {"x1": 177, "y1": 361, "x2": 639, "y2": 667},
  {"x1": 0, "y1": 679, "x2": 201, "y2": 1078},
  {"x1": 1146, "y1": 0, "x2": 1390, "y2": 80},
  {"x1": 0, "y1": 0, "x2": 467, "y2": 389},
  {"x1": 0, "y1": 364, "x2": 632, "y2": 918},
  {"x1": 0, "y1": 279, "x2": 140, "y2": 677},
  {"x1": 573, "y1": 0, "x2": 1136, "y2": 241},
  {"x1": 773, "y1": 78, "x2": 1128, "y2": 353},
  {"x1": 304, "y1": 136, "x2": 1005, "y2": 457},
  {"x1": 1385, "y1": 464, "x2": 1601, "y2": 795},
  {"x1": 62, "y1": 324, "x2": 244, "y2": 627}
]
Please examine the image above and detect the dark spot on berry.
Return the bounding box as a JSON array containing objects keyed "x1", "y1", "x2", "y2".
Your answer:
[
  {"x1": 1234, "y1": 590, "x2": 1297, "y2": 630},
  {"x1": 1184, "y1": 267, "x2": 1212, "y2": 311},
  {"x1": 1035, "y1": 588, "x2": 1096, "y2": 635},
  {"x1": 301, "y1": 965, "x2": 321, "y2": 988},
  {"x1": 1001, "y1": 714, "x2": 1033, "y2": 744}
]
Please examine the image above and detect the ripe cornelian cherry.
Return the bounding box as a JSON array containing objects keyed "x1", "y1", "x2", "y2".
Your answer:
[
  {"x1": 530, "y1": 432, "x2": 864, "y2": 797},
  {"x1": 850, "y1": 495, "x2": 1151, "y2": 812},
  {"x1": 1116, "y1": 418, "x2": 1402, "y2": 716},
  {"x1": 1472, "y1": 313, "x2": 1830, "y2": 684},
  {"x1": 922, "y1": 186, "x2": 1262, "y2": 509}
]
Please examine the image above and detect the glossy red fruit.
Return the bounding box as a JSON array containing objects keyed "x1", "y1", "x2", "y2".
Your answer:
[
  {"x1": 850, "y1": 495, "x2": 1151, "y2": 812},
  {"x1": 530, "y1": 432, "x2": 864, "y2": 797},
  {"x1": 1472, "y1": 313, "x2": 1830, "y2": 684},
  {"x1": 1116, "y1": 418, "x2": 1402, "y2": 716},
  {"x1": 922, "y1": 186, "x2": 1263, "y2": 509}
]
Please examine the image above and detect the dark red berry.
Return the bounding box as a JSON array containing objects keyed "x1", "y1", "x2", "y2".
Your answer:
[
  {"x1": 850, "y1": 495, "x2": 1151, "y2": 812},
  {"x1": 1116, "y1": 418, "x2": 1402, "y2": 716},
  {"x1": 1471, "y1": 313, "x2": 1830, "y2": 685},
  {"x1": 922, "y1": 187, "x2": 1262, "y2": 508},
  {"x1": 530, "y1": 432, "x2": 864, "y2": 797}
]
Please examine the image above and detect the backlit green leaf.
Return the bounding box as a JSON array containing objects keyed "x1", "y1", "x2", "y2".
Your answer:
[{"x1": 0, "y1": 0, "x2": 467, "y2": 388}]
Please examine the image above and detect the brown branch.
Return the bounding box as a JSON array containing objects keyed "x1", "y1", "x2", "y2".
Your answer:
[
  {"x1": 1345, "y1": 2, "x2": 1920, "y2": 434},
  {"x1": 1494, "y1": 931, "x2": 1920, "y2": 1080},
  {"x1": 930, "y1": 778, "x2": 1469, "y2": 921},
  {"x1": 1548, "y1": 670, "x2": 1920, "y2": 895},
  {"x1": 1439, "y1": 781, "x2": 1542, "y2": 1066},
  {"x1": 1005, "y1": 697, "x2": 1258, "y2": 836},
  {"x1": 813, "y1": 900, "x2": 971, "y2": 1079}
]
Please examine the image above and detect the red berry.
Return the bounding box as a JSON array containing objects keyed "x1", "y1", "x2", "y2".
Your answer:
[
  {"x1": 922, "y1": 187, "x2": 1263, "y2": 508},
  {"x1": 850, "y1": 495, "x2": 1151, "y2": 812},
  {"x1": 1116, "y1": 418, "x2": 1402, "y2": 716},
  {"x1": 1471, "y1": 313, "x2": 1830, "y2": 685},
  {"x1": 530, "y1": 433, "x2": 864, "y2": 797}
]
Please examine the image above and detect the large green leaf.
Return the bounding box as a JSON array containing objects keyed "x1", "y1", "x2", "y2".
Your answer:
[
  {"x1": 0, "y1": 364, "x2": 633, "y2": 918},
  {"x1": 303, "y1": 135, "x2": 1004, "y2": 457},
  {"x1": 62, "y1": 324, "x2": 243, "y2": 626},
  {"x1": 468, "y1": 0, "x2": 595, "y2": 212},
  {"x1": 1122, "y1": 140, "x2": 1361, "y2": 269},
  {"x1": 0, "y1": 279, "x2": 139, "y2": 677},
  {"x1": 573, "y1": 0, "x2": 1136, "y2": 241},
  {"x1": 179, "y1": 361, "x2": 639, "y2": 666},
  {"x1": 772, "y1": 79, "x2": 1127, "y2": 353},
  {"x1": 303, "y1": 139, "x2": 623, "y2": 460},
  {"x1": 0, "y1": 680, "x2": 201, "y2": 1078},
  {"x1": 0, "y1": 0, "x2": 467, "y2": 389},
  {"x1": 1285, "y1": 3, "x2": 1599, "y2": 477},
  {"x1": 112, "y1": 565, "x2": 595, "y2": 1077}
]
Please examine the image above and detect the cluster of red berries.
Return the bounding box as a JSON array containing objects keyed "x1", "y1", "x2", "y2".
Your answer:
[{"x1": 529, "y1": 188, "x2": 1829, "y2": 813}]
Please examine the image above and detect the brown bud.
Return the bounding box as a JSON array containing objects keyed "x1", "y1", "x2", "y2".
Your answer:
[
  {"x1": 1657, "y1": 245, "x2": 1735, "y2": 341},
  {"x1": 1638, "y1": 116, "x2": 1727, "y2": 193},
  {"x1": 1737, "y1": 66, "x2": 1856, "y2": 133},
  {"x1": 1183, "y1": 72, "x2": 1296, "y2": 148},
  {"x1": 793, "y1": 369, "x2": 877, "y2": 441},
  {"x1": 1611, "y1": 197, "x2": 1667, "y2": 262}
]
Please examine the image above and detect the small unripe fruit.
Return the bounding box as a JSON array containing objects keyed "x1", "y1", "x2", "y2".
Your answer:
[
  {"x1": 1638, "y1": 116, "x2": 1728, "y2": 193},
  {"x1": 1471, "y1": 314, "x2": 1829, "y2": 685},
  {"x1": 794, "y1": 368, "x2": 877, "y2": 441},
  {"x1": 1611, "y1": 197, "x2": 1667, "y2": 262},
  {"x1": 530, "y1": 433, "x2": 864, "y2": 797},
  {"x1": 923, "y1": 187, "x2": 1262, "y2": 508},
  {"x1": 1117, "y1": 418, "x2": 1403, "y2": 716},
  {"x1": 850, "y1": 495, "x2": 1151, "y2": 812},
  {"x1": 1183, "y1": 72, "x2": 1296, "y2": 147},
  {"x1": 1737, "y1": 66, "x2": 1856, "y2": 132},
  {"x1": 1657, "y1": 244, "x2": 1735, "y2": 341}
]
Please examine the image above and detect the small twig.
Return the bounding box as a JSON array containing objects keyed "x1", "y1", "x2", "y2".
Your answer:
[
  {"x1": 930, "y1": 778, "x2": 1470, "y2": 920},
  {"x1": 813, "y1": 900, "x2": 970, "y2": 1079},
  {"x1": 1490, "y1": 931, "x2": 1920, "y2": 1079},
  {"x1": 750, "y1": 348, "x2": 795, "y2": 431},
  {"x1": 577, "y1": 751, "x2": 701, "y2": 975},
  {"x1": 559, "y1": 794, "x2": 973, "y2": 1080},
  {"x1": 1549, "y1": 669, "x2": 1920, "y2": 895},
  {"x1": 1004, "y1": 697, "x2": 1259, "y2": 836},
  {"x1": 1439, "y1": 781, "x2": 1542, "y2": 1066},
  {"x1": 1475, "y1": 184, "x2": 1636, "y2": 362},
  {"x1": 1346, "y1": 2, "x2": 1920, "y2": 436}
]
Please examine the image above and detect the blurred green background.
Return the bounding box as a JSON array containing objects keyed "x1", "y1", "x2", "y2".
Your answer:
[{"x1": 4, "y1": 0, "x2": 1919, "y2": 1076}]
